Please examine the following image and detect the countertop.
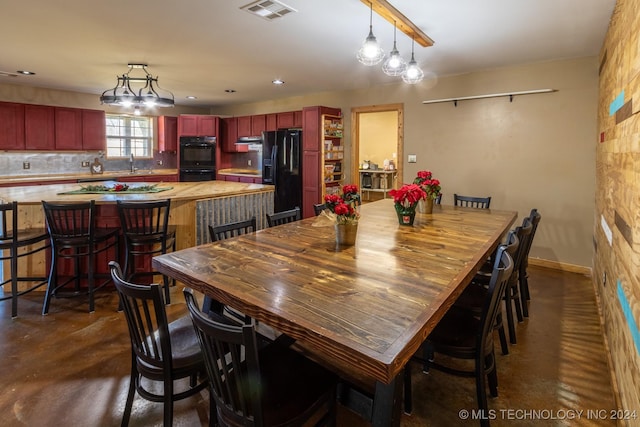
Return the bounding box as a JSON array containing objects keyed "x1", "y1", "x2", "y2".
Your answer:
[
  {"x1": 0, "y1": 180, "x2": 272, "y2": 205},
  {"x1": 0, "y1": 169, "x2": 179, "y2": 185},
  {"x1": 217, "y1": 168, "x2": 262, "y2": 178}
]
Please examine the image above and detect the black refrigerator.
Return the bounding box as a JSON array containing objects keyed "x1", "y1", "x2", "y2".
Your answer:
[{"x1": 262, "y1": 129, "x2": 302, "y2": 213}]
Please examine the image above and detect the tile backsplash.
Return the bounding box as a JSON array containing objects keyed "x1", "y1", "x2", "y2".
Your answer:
[{"x1": 0, "y1": 151, "x2": 177, "y2": 177}]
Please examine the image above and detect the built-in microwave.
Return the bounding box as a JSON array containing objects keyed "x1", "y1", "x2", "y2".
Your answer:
[{"x1": 179, "y1": 136, "x2": 216, "y2": 168}]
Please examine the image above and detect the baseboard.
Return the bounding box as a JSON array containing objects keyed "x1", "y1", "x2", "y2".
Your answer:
[{"x1": 528, "y1": 258, "x2": 592, "y2": 276}]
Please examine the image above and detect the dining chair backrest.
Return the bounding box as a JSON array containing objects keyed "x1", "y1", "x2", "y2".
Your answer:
[
  {"x1": 209, "y1": 217, "x2": 257, "y2": 242},
  {"x1": 110, "y1": 261, "x2": 207, "y2": 426},
  {"x1": 479, "y1": 245, "x2": 514, "y2": 352},
  {"x1": 511, "y1": 218, "x2": 533, "y2": 286},
  {"x1": 184, "y1": 287, "x2": 337, "y2": 427},
  {"x1": 313, "y1": 203, "x2": 327, "y2": 216},
  {"x1": 266, "y1": 207, "x2": 301, "y2": 227},
  {"x1": 520, "y1": 209, "x2": 541, "y2": 274},
  {"x1": 434, "y1": 193, "x2": 442, "y2": 205},
  {"x1": 454, "y1": 194, "x2": 491, "y2": 209},
  {"x1": 184, "y1": 288, "x2": 266, "y2": 425}
]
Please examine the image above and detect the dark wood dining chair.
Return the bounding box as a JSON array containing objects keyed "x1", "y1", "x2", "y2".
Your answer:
[
  {"x1": 41, "y1": 200, "x2": 120, "y2": 314},
  {"x1": 117, "y1": 199, "x2": 176, "y2": 304},
  {"x1": 313, "y1": 203, "x2": 328, "y2": 216},
  {"x1": 109, "y1": 262, "x2": 208, "y2": 427},
  {"x1": 455, "y1": 230, "x2": 519, "y2": 355},
  {"x1": 404, "y1": 245, "x2": 513, "y2": 427},
  {"x1": 434, "y1": 193, "x2": 442, "y2": 205},
  {"x1": 266, "y1": 207, "x2": 301, "y2": 227},
  {"x1": 208, "y1": 217, "x2": 256, "y2": 242},
  {"x1": 454, "y1": 194, "x2": 491, "y2": 209},
  {"x1": 184, "y1": 288, "x2": 338, "y2": 427},
  {"x1": 0, "y1": 201, "x2": 50, "y2": 318},
  {"x1": 519, "y1": 209, "x2": 541, "y2": 317}
]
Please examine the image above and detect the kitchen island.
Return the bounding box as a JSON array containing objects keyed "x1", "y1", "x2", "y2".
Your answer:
[
  {"x1": 0, "y1": 180, "x2": 274, "y2": 247},
  {"x1": 0, "y1": 180, "x2": 274, "y2": 287}
]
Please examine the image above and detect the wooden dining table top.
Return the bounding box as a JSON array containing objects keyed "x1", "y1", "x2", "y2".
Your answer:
[{"x1": 153, "y1": 199, "x2": 517, "y2": 386}]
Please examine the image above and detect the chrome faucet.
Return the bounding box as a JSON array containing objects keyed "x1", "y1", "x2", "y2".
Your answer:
[{"x1": 129, "y1": 153, "x2": 135, "y2": 173}]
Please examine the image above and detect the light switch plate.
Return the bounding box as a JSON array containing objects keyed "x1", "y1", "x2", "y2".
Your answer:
[{"x1": 408, "y1": 154, "x2": 417, "y2": 163}]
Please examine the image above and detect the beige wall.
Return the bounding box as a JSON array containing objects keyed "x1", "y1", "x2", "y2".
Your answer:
[{"x1": 212, "y1": 57, "x2": 599, "y2": 268}]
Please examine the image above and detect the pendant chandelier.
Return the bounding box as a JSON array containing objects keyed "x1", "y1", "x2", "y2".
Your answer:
[
  {"x1": 382, "y1": 21, "x2": 407, "y2": 77},
  {"x1": 356, "y1": 1, "x2": 384, "y2": 66},
  {"x1": 100, "y1": 64, "x2": 174, "y2": 108},
  {"x1": 402, "y1": 38, "x2": 424, "y2": 84}
]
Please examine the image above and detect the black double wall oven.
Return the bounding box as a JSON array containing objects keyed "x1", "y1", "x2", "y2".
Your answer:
[{"x1": 179, "y1": 136, "x2": 216, "y2": 181}]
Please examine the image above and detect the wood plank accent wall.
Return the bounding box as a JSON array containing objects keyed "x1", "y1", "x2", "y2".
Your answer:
[
  {"x1": 194, "y1": 192, "x2": 274, "y2": 245},
  {"x1": 595, "y1": 0, "x2": 640, "y2": 419}
]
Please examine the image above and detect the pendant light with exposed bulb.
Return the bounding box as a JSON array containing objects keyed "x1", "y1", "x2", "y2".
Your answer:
[
  {"x1": 402, "y1": 38, "x2": 424, "y2": 84},
  {"x1": 357, "y1": 1, "x2": 384, "y2": 66},
  {"x1": 382, "y1": 21, "x2": 407, "y2": 76}
]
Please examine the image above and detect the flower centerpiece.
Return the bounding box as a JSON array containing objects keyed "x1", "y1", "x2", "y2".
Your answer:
[
  {"x1": 413, "y1": 170, "x2": 441, "y2": 214},
  {"x1": 324, "y1": 184, "x2": 360, "y2": 245},
  {"x1": 389, "y1": 184, "x2": 426, "y2": 226}
]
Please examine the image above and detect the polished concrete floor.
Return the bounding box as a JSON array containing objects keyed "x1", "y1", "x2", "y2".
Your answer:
[{"x1": 0, "y1": 266, "x2": 617, "y2": 426}]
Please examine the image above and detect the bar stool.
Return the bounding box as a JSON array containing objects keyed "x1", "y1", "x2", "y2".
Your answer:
[
  {"x1": 116, "y1": 199, "x2": 176, "y2": 304},
  {"x1": 0, "y1": 201, "x2": 50, "y2": 318},
  {"x1": 41, "y1": 200, "x2": 120, "y2": 314}
]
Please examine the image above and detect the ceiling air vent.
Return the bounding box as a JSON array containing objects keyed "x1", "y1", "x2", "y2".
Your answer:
[{"x1": 241, "y1": 0, "x2": 297, "y2": 20}]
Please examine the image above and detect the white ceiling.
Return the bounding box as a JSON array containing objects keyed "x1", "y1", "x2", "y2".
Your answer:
[{"x1": 0, "y1": 0, "x2": 615, "y2": 108}]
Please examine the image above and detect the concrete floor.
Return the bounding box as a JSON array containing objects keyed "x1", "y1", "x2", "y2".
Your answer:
[{"x1": 0, "y1": 266, "x2": 617, "y2": 426}]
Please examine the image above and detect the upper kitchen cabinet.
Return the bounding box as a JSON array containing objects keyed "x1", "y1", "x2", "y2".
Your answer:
[
  {"x1": 236, "y1": 114, "x2": 266, "y2": 138},
  {"x1": 81, "y1": 109, "x2": 106, "y2": 151},
  {"x1": 157, "y1": 116, "x2": 177, "y2": 153},
  {"x1": 0, "y1": 102, "x2": 25, "y2": 150},
  {"x1": 277, "y1": 111, "x2": 294, "y2": 129},
  {"x1": 178, "y1": 114, "x2": 219, "y2": 137},
  {"x1": 54, "y1": 107, "x2": 83, "y2": 150},
  {"x1": 25, "y1": 104, "x2": 55, "y2": 150},
  {"x1": 221, "y1": 117, "x2": 238, "y2": 152},
  {"x1": 266, "y1": 113, "x2": 277, "y2": 131}
]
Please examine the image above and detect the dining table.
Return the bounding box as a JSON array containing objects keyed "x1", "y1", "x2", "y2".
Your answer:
[{"x1": 152, "y1": 198, "x2": 517, "y2": 426}]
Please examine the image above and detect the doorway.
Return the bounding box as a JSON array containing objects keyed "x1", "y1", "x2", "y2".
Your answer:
[{"x1": 350, "y1": 104, "x2": 404, "y2": 202}]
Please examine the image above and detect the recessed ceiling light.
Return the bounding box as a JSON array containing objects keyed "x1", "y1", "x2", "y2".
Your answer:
[
  {"x1": 16, "y1": 70, "x2": 36, "y2": 75},
  {"x1": 186, "y1": 96, "x2": 197, "y2": 100},
  {"x1": 225, "y1": 89, "x2": 237, "y2": 93},
  {"x1": 272, "y1": 79, "x2": 285, "y2": 85}
]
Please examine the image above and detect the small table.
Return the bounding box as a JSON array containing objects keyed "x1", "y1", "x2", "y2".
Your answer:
[
  {"x1": 153, "y1": 200, "x2": 517, "y2": 426},
  {"x1": 359, "y1": 169, "x2": 397, "y2": 200}
]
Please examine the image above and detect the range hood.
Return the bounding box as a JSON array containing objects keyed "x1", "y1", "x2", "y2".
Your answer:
[{"x1": 235, "y1": 136, "x2": 262, "y2": 152}]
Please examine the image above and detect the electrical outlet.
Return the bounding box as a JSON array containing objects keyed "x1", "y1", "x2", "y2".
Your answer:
[
  {"x1": 248, "y1": 159, "x2": 252, "y2": 166},
  {"x1": 82, "y1": 161, "x2": 90, "y2": 167},
  {"x1": 156, "y1": 160, "x2": 163, "y2": 166},
  {"x1": 23, "y1": 162, "x2": 30, "y2": 170},
  {"x1": 408, "y1": 154, "x2": 417, "y2": 163}
]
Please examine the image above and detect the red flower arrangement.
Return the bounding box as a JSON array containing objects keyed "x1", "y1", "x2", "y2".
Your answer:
[
  {"x1": 389, "y1": 184, "x2": 427, "y2": 209},
  {"x1": 413, "y1": 170, "x2": 441, "y2": 200},
  {"x1": 324, "y1": 184, "x2": 361, "y2": 225}
]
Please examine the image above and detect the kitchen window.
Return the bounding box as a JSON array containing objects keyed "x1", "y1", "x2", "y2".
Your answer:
[{"x1": 105, "y1": 114, "x2": 153, "y2": 158}]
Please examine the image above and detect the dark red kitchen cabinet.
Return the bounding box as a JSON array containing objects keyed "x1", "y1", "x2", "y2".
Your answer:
[
  {"x1": 277, "y1": 111, "x2": 294, "y2": 129},
  {"x1": 25, "y1": 104, "x2": 55, "y2": 150},
  {"x1": 178, "y1": 115, "x2": 218, "y2": 137},
  {"x1": 266, "y1": 113, "x2": 277, "y2": 131},
  {"x1": 82, "y1": 109, "x2": 106, "y2": 150},
  {"x1": 55, "y1": 107, "x2": 83, "y2": 150},
  {"x1": 222, "y1": 117, "x2": 238, "y2": 152},
  {"x1": 237, "y1": 116, "x2": 252, "y2": 138},
  {"x1": 293, "y1": 110, "x2": 303, "y2": 128},
  {"x1": 0, "y1": 102, "x2": 25, "y2": 150},
  {"x1": 158, "y1": 116, "x2": 178, "y2": 153},
  {"x1": 251, "y1": 114, "x2": 266, "y2": 136}
]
